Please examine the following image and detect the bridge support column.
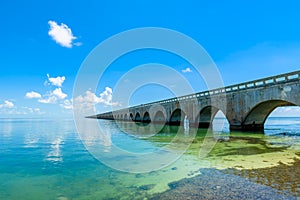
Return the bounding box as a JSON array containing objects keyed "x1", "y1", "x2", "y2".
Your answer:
[{"x1": 152, "y1": 120, "x2": 166, "y2": 124}]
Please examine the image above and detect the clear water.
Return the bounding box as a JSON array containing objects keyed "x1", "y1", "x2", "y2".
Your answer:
[{"x1": 0, "y1": 117, "x2": 299, "y2": 199}]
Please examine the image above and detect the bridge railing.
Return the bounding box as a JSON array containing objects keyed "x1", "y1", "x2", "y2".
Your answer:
[
  {"x1": 222, "y1": 70, "x2": 299, "y2": 93},
  {"x1": 98, "y1": 70, "x2": 300, "y2": 115}
]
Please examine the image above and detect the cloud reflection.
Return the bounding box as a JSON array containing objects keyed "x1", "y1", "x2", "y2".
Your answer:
[
  {"x1": 0, "y1": 119, "x2": 12, "y2": 138},
  {"x1": 45, "y1": 137, "x2": 64, "y2": 162}
]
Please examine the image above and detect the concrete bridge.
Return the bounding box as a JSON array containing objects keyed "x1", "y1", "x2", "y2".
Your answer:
[{"x1": 91, "y1": 70, "x2": 300, "y2": 132}]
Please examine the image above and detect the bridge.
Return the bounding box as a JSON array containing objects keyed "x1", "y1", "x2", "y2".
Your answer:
[{"x1": 91, "y1": 70, "x2": 300, "y2": 132}]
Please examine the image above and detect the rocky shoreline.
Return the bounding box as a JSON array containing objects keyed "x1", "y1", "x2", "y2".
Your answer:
[{"x1": 150, "y1": 164, "x2": 299, "y2": 200}]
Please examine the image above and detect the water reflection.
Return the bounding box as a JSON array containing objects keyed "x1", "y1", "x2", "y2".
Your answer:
[
  {"x1": 23, "y1": 135, "x2": 39, "y2": 148},
  {"x1": 75, "y1": 118, "x2": 197, "y2": 173},
  {"x1": 116, "y1": 121, "x2": 166, "y2": 138},
  {"x1": 45, "y1": 137, "x2": 64, "y2": 162},
  {"x1": 77, "y1": 118, "x2": 112, "y2": 152},
  {"x1": 0, "y1": 119, "x2": 12, "y2": 138}
]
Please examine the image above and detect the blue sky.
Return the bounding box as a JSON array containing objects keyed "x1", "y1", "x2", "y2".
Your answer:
[{"x1": 1, "y1": 0, "x2": 300, "y2": 118}]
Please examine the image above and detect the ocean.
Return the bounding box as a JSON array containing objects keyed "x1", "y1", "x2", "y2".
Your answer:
[{"x1": 0, "y1": 117, "x2": 299, "y2": 199}]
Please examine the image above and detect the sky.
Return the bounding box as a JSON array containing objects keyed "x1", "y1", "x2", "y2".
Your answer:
[{"x1": 1, "y1": 0, "x2": 300, "y2": 118}]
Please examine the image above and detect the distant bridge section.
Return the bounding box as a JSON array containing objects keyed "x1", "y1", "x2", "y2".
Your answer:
[{"x1": 91, "y1": 70, "x2": 300, "y2": 132}]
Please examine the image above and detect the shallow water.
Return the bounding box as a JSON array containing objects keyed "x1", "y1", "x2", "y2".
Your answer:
[{"x1": 0, "y1": 117, "x2": 299, "y2": 199}]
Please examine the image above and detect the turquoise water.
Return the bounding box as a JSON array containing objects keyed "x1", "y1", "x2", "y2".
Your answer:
[{"x1": 0, "y1": 118, "x2": 299, "y2": 199}]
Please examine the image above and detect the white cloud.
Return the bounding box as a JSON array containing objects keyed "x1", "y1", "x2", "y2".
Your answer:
[
  {"x1": 269, "y1": 106, "x2": 300, "y2": 117},
  {"x1": 25, "y1": 91, "x2": 42, "y2": 99},
  {"x1": 74, "y1": 87, "x2": 121, "y2": 112},
  {"x1": 98, "y1": 87, "x2": 121, "y2": 106},
  {"x1": 73, "y1": 42, "x2": 82, "y2": 46},
  {"x1": 99, "y1": 87, "x2": 115, "y2": 106},
  {"x1": 0, "y1": 100, "x2": 14, "y2": 108},
  {"x1": 47, "y1": 74, "x2": 65, "y2": 87},
  {"x1": 48, "y1": 20, "x2": 77, "y2": 48},
  {"x1": 22, "y1": 107, "x2": 44, "y2": 115},
  {"x1": 182, "y1": 67, "x2": 192, "y2": 73},
  {"x1": 38, "y1": 96, "x2": 57, "y2": 104},
  {"x1": 74, "y1": 90, "x2": 100, "y2": 107},
  {"x1": 26, "y1": 74, "x2": 68, "y2": 105},
  {"x1": 38, "y1": 88, "x2": 67, "y2": 104},
  {"x1": 60, "y1": 99, "x2": 73, "y2": 110},
  {"x1": 52, "y1": 88, "x2": 67, "y2": 99},
  {"x1": 0, "y1": 105, "x2": 45, "y2": 116}
]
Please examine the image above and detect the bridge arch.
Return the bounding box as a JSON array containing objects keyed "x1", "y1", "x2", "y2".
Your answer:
[
  {"x1": 213, "y1": 110, "x2": 230, "y2": 132},
  {"x1": 153, "y1": 110, "x2": 166, "y2": 124},
  {"x1": 242, "y1": 100, "x2": 296, "y2": 131},
  {"x1": 196, "y1": 106, "x2": 224, "y2": 128},
  {"x1": 124, "y1": 114, "x2": 128, "y2": 120},
  {"x1": 169, "y1": 108, "x2": 186, "y2": 126},
  {"x1": 135, "y1": 112, "x2": 141, "y2": 122},
  {"x1": 130, "y1": 113, "x2": 134, "y2": 120},
  {"x1": 143, "y1": 112, "x2": 151, "y2": 123}
]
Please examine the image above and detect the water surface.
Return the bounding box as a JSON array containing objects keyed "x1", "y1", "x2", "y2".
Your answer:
[{"x1": 0, "y1": 117, "x2": 299, "y2": 199}]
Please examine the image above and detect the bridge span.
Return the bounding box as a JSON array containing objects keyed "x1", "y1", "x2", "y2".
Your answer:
[{"x1": 91, "y1": 70, "x2": 300, "y2": 132}]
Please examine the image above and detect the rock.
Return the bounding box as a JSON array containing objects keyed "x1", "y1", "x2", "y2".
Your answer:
[{"x1": 139, "y1": 184, "x2": 155, "y2": 191}]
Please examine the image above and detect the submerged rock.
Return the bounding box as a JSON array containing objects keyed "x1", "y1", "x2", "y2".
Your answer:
[{"x1": 139, "y1": 184, "x2": 155, "y2": 191}]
